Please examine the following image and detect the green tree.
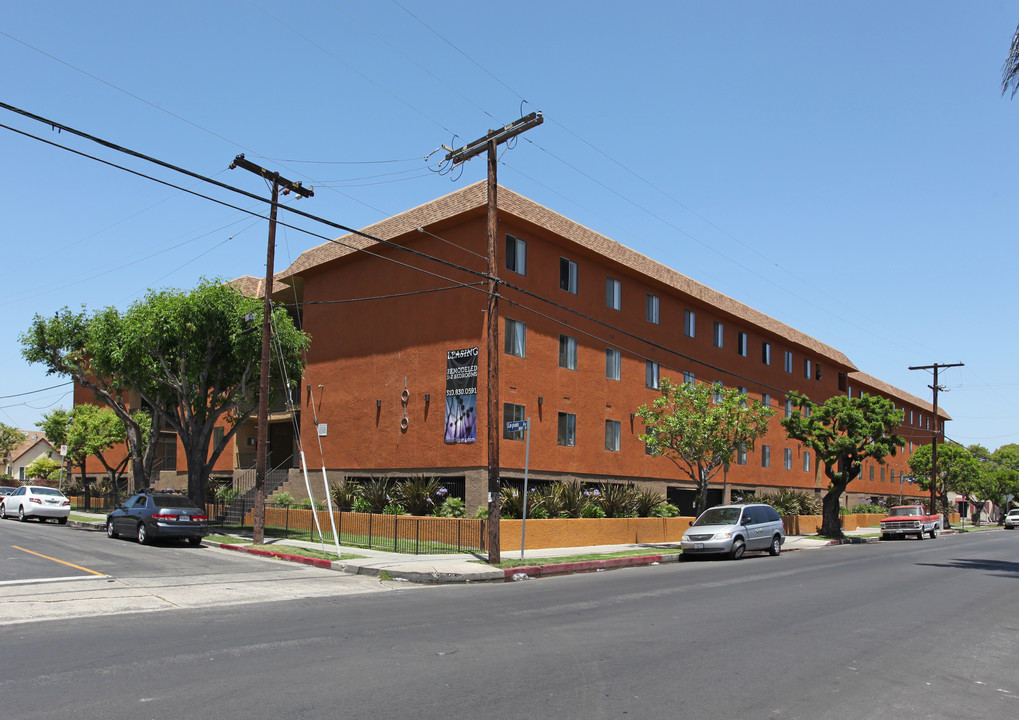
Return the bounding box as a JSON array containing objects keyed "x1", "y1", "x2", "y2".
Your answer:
[
  {"x1": 68, "y1": 404, "x2": 147, "y2": 503},
  {"x1": 21, "y1": 307, "x2": 164, "y2": 492},
  {"x1": 22, "y1": 279, "x2": 309, "y2": 506},
  {"x1": 0, "y1": 423, "x2": 27, "y2": 475},
  {"x1": 25, "y1": 456, "x2": 61, "y2": 483},
  {"x1": 908, "y1": 442, "x2": 981, "y2": 527},
  {"x1": 638, "y1": 378, "x2": 776, "y2": 516},
  {"x1": 782, "y1": 393, "x2": 904, "y2": 538}
]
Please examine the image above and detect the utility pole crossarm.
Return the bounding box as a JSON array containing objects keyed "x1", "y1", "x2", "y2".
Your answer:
[
  {"x1": 230, "y1": 154, "x2": 314, "y2": 198},
  {"x1": 908, "y1": 362, "x2": 964, "y2": 521},
  {"x1": 443, "y1": 112, "x2": 543, "y2": 166}
]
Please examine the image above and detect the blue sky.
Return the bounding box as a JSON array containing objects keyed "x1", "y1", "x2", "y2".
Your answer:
[{"x1": 1, "y1": 1, "x2": 1016, "y2": 450}]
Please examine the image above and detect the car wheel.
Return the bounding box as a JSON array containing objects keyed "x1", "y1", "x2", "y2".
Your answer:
[
  {"x1": 881, "y1": 533, "x2": 890, "y2": 540},
  {"x1": 769, "y1": 535, "x2": 782, "y2": 556},
  {"x1": 58, "y1": 517, "x2": 67, "y2": 525},
  {"x1": 18, "y1": 506, "x2": 27, "y2": 522},
  {"x1": 929, "y1": 527, "x2": 937, "y2": 539},
  {"x1": 729, "y1": 539, "x2": 746, "y2": 560},
  {"x1": 137, "y1": 522, "x2": 151, "y2": 545},
  {"x1": 0, "y1": 503, "x2": 6, "y2": 519},
  {"x1": 187, "y1": 536, "x2": 202, "y2": 547},
  {"x1": 916, "y1": 530, "x2": 924, "y2": 540},
  {"x1": 107, "y1": 521, "x2": 119, "y2": 539}
]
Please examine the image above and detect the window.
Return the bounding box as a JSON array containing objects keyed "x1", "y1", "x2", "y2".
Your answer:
[
  {"x1": 869, "y1": 466, "x2": 874, "y2": 482},
  {"x1": 684, "y1": 309, "x2": 696, "y2": 338},
  {"x1": 712, "y1": 381, "x2": 723, "y2": 403},
  {"x1": 606, "y1": 277, "x2": 621, "y2": 310},
  {"x1": 559, "y1": 334, "x2": 578, "y2": 370},
  {"x1": 646, "y1": 294, "x2": 660, "y2": 324},
  {"x1": 606, "y1": 348, "x2": 621, "y2": 380},
  {"x1": 784, "y1": 448, "x2": 793, "y2": 470},
  {"x1": 762, "y1": 393, "x2": 771, "y2": 408},
  {"x1": 761, "y1": 445, "x2": 771, "y2": 468},
  {"x1": 644, "y1": 425, "x2": 655, "y2": 455},
  {"x1": 505, "y1": 234, "x2": 526, "y2": 275},
  {"x1": 881, "y1": 467, "x2": 886, "y2": 483},
  {"x1": 213, "y1": 426, "x2": 224, "y2": 447},
  {"x1": 737, "y1": 386, "x2": 747, "y2": 407},
  {"x1": 762, "y1": 342, "x2": 771, "y2": 365},
  {"x1": 803, "y1": 451, "x2": 811, "y2": 473},
  {"x1": 815, "y1": 363, "x2": 822, "y2": 381},
  {"x1": 784, "y1": 350, "x2": 793, "y2": 373},
  {"x1": 736, "y1": 443, "x2": 747, "y2": 466},
  {"x1": 560, "y1": 257, "x2": 578, "y2": 293},
  {"x1": 646, "y1": 361, "x2": 660, "y2": 389},
  {"x1": 737, "y1": 332, "x2": 748, "y2": 357},
  {"x1": 503, "y1": 403, "x2": 526, "y2": 440},
  {"x1": 713, "y1": 321, "x2": 724, "y2": 348},
  {"x1": 504, "y1": 318, "x2": 526, "y2": 357},
  {"x1": 910, "y1": 410, "x2": 914, "y2": 425},
  {"x1": 557, "y1": 412, "x2": 576, "y2": 447},
  {"x1": 785, "y1": 397, "x2": 793, "y2": 418},
  {"x1": 847, "y1": 385, "x2": 853, "y2": 398},
  {"x1": 605, "y1": 420, "x2": 621, "y2": 452},
  {"x1": 684, "y1": 370, "x2": 696, "y2": 385},
  {"x1": 804, "y1": 358, "x2": 812, "y2": 379}
]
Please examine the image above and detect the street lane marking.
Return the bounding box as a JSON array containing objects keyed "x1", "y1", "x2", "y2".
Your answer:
[
  {"x1": 11, "y1": 545, "x2": 106, "y2": 576},
  {"x1": 0, "y1": 575, "x2": 110, "y2": 587}
]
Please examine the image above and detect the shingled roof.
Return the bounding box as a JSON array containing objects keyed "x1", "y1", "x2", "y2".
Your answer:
[
  {"x1": 849, "y1": 371, "x2": 951, "y2": 420},
  {"x1": 279, "y1": 182, "x2": 855, "y2": 368}
]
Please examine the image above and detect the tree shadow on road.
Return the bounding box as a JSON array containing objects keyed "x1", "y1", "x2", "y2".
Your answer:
[{"x1": 916, "y1": 557, "x2": 1019, "y2": 579}]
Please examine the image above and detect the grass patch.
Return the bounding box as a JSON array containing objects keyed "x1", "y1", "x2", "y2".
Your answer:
[
  {"x1": 70, "y1": 513, "x2": 104, "y2": 523},
  {"x1": 209, "y1": 536, "x2": 365, "y2": 561},
  {"x1": 477, "y1": 547, "x2": 683, "y2": 569},
  {"x1": 214, "y1": 523, "x2": 481, "y2": 555},
  {"x1": 205, "y1": 534, "x2": 251, "y2": 545}
]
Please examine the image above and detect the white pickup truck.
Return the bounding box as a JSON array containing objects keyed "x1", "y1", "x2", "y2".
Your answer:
[{"x1": 879, "y1": 505, "x2": 941, "y2": 540}]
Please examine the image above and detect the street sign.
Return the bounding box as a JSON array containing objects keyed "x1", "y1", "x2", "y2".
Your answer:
[
  {"x1": 505, "y1": 420, "x2": 528, "y2": 432},
  {"x1": 59, "y1": 444, "x2": 67, "y2": 457}
]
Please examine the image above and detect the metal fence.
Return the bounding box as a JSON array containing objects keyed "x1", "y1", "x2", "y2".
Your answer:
[
  {"x1": 216, "y1": 503, "x2": 486, "y2": 555},
  {"x1": 67, "y1": 493, "x2": 120, "y2": 514}
]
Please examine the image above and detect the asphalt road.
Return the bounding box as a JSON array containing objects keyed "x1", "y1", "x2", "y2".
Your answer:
[{"x1": 2, "y1": 522, "x2": 1017, "y2": 720}]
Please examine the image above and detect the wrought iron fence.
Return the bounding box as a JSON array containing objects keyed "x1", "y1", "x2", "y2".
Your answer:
[{"x1": 215, "y1": 503, "x2": 486, "y2": 555}]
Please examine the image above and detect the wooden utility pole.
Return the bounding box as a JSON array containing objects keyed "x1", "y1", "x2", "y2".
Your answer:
[
  {"x1": 230, "y1": 154, "x2": 313, "y2": 543},
  {"x1": 442, "y1": 112, "x2": 543, "y2": 564},
  {"x1": 908, "y1": 362, "x2": 964, "y2": 519}
]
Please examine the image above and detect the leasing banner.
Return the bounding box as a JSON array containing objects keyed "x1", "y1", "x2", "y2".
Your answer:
[{"x1": 445, "y1": 346, "x2": 478, "y2": 443}]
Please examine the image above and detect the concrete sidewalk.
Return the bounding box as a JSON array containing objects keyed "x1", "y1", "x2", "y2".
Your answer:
[{"x1": 67, "y1": 511, "x2": 880, "y2": 584}]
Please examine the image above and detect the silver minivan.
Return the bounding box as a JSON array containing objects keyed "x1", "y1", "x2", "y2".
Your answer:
[{"x1": 681, "y1": 503, "x2": 785, "y2": 560}]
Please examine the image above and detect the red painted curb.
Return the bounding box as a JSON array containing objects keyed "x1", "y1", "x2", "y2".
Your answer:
[
  {"x1": 218, "y1": 543, "x2": 333, "y2": 569},
  {"x1": 504, "y1": 554, "x2": 667, "y2": 580}
]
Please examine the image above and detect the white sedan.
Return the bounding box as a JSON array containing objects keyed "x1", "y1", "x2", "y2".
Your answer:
[
  {"x1": 0, "y1": 485, "x2": 71, "y2": 523},
  {"x1": 1005, "y1": 508, "x2": 1019, "y2": 529}
]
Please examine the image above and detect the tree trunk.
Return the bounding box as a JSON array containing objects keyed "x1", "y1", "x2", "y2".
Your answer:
[{"x1": 819, "y1": 490, "x2": 844, "y2": 538}]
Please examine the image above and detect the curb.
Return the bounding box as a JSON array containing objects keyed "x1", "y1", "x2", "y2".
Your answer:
[{"x1": 503, "y1": 553, "x2": 678, "y2": 581}]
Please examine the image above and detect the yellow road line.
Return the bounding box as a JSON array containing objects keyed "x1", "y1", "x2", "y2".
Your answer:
[{"x1": 11, "y1": 546, "x2": 106, "y2": 576}]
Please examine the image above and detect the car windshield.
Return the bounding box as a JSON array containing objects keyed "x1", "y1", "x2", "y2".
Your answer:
[
  {"x1": 693, "y1": 507, "x2": 742, "y2": 526},
  {"x1": 888, "y1": 507, "x2": 921, "y2": 516}
]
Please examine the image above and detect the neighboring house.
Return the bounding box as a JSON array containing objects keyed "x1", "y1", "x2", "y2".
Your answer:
[
  {"x1": 7, "y1": 431, "x2": 61, "y2": 483},
  {"x1": 72, "y1": 183, "x2": 949, "y2": 513}
]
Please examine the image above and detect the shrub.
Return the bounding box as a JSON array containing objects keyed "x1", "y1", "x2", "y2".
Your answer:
[
  {"x1": 500, "y1": 485, "x2": 525, "y2": 519},
  {"x1": 634, "y1": 487, "x2": 666, "y2": 517},
  {"x1": 851, "y1": 502, "x2": 885, "y2": 514},
  {"x1": 352, "y1": 496, "x2": 372, "y2": 513},
  {"x1": 529, "y1": 505, "x2": 549, "y2": 519},
  {"x1": 298, "y1": 497, "x2": 325, "y2": 511},
  {"x1": 650, "y1": 502, "x2": 680, "y2": 518},
  {"x1": 581, "y1": 503, "x2": 606, "y2": 518},
  {"x1": 436, "y1": 496, "x2": 466, "y2": 518},
  {"x1": 472, "y1": 505, "x2": 488, "y2": 519},
  {"x1": 397, "y1": 475, "x2": 446, "y2": 516},
  {"x1": 383, "y1": 503, "x2": 406, "y2": 515},
  {"x1": 755, "y1": 489, "x2": 821, "y2": 516},
  {"x1": 549, "y1": 479, "x2": 588, "y2": 518},
  {"x1": 596, "y1": 482, "x2": 638, "y2": 518},
  {"x1": 215, "y1": 484, "x2": 240, "y2": 505},
  {"x1": 271, "y1": 491, "x2": 296, "y2": 508},
  {"x1": 361, "y1": 475, "x2": 395, "y2": 513},
  {"x1": 330, "y1": 479, "x2": 361, "y2": 510}
]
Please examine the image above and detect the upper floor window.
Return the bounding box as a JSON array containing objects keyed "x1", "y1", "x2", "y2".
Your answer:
[
  {"x1": 784, "y1": 448, "x2": 793, "y2": 470},
  {"x1": 761, "y1": 445, "x2": 771, "y2": 468},
  {"x1": 559, "y1": 335, "x2": 578, "y2": 370},
  {"x1": 503, "y1": 403, "x2": 526, "y2": 441},
  {"x1": 737, "y1": 332, "x2": 748, "y2": 357},
  {"x1": 762, "y1": 342, "x2": 771, "y2": 365},
  {"x1": 504, "y1": 318, "x2": 526, "y2": 357},
  {"x1": 505, "y1": 235, "x2": 526, "y2": 275},
  {"x1": 646, "y1": 294, "x2": 660, "y2": 324},
  {"x1": 606, "y1": 348, "x2": 621, "y2": 381},
  {"x1": 646, "y1": 361, "x2": 660, "y2": 389},
  {"x1": 784, "y1": 351, "x2": 793, "y2": 373},
  {"x1": 762, "y1": 393, "x2": 771, "y2": 408},
  {"x1": 803, "y1": 451, "x2": 811, "y2": 472},
  {"x1": 557, "y1": 412, "x2": 576, "y2": 447},
  {"x1": 684, "y1": 310, "x2": 696, "y2": 338},
  {"x1": 560, "y1": 257, "x2": 578, "y2": 294},
  {"x1": 736, "y1": 443, "x2": 747, "y2": 466},
  {"x1": 684, "y1": 370, "x2": 696, "y2": 385},
  {"x1": 605, "y1": 420, "x2": 621, "y2": 452},
  {"x1": 606, "y1": 277, "x2": 621, "y2": 310},
  {"x1": 804, "y1": 358, "x2": 812, "y2": 379},
  {"x1": 713, "y1": 321, "x2": 724, "y2": 348}
]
